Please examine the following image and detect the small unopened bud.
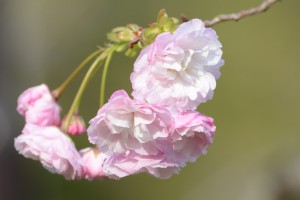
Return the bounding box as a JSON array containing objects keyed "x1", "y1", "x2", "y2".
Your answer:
[
  {"x1": 141, "y1": 9, "x2": 179, "y2": 46},
  {"x1": 62, "y1": 113, "x2": 86, "y2": 136},
  {"x1": 107, "y1": 24, "x2": 142, "y2": 43}
]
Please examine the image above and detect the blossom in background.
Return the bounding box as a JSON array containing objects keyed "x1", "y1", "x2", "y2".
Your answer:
[
  {"x1": 80, "y1": 147, "x2": 107, "y2": 180},
  {"x1": 17, "y1": 84, "x2": 50, "y2": 115},
  {"x1": 87, "y1": 90, "x2": 174, "y2": 156},
  {"x1": 131, "y1": 19, "x2": 224, "y2": 112},
  {"x1": 14, "y1": 124, "x2": 82, "y2": 180},
  {"x1": 17, "y1": 84, "x2": 61, "y2": 126}
]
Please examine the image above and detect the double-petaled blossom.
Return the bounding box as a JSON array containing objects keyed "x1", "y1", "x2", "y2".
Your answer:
[
  {"x1": 79, "y1": 147, "x2": 107, "y2": 180},
  {"x1": 87, "y1": 90, "x2": 180, "y2": 178},
  {"x1": 17, "y1": 84, "x2": 60, "y2": 126},
  {"x1": 87, "y1": 90, "x2": 174, "y2": 156},
  {"x1": 172, "y1": 111, "x2": 216, "y2": 164},
  {"x1": 87, "y1": 90, "x2": 216, "y2": 179},
  {"x1": 100, "y1": 111, "x2": 216, "y2": 179},
  {"x1": 102, "y1": 151, "x2": 180, "y2": 179},
  {"x1": 131, "y1": 19, "x2": 224, "y2": 112},
  {"x1": 14, "y1": 124, "x2": 82, "y2": 180}
]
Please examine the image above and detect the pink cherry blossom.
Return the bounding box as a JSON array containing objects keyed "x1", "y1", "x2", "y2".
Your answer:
[
  {"x1": 131, "y1": 19, "x2": 224, "y2": 112},
  {"x1": 87, "y1": 90, "x2": 174, "y2": 156},
  {"x1": 172, "y1": 111, "x2": 216, "y2": 164},
  {"x1": 102, "y1": 151, "x2": 179, "y2": 179},
  {"x1": 25, "y1": 97, "x2": 61, "y2": 126},
  {"x1": 101, "y1": 111, "x2": 216, "y2": 179},
  {"x1": 17, "y1": 84, "x2": 61, "y2": 126},
  {"x1": 80, "y1": 147, "x2": 107, "y2": 180},
  {"x1": 87, "y1": 90, "x2": 218, "y2": 179},
  {"x1": 17, "y1": 84, "x2": 50, "y2": 115},
  {"x1": 14, "y1": 124, "x2": 82, "y2": 180}
]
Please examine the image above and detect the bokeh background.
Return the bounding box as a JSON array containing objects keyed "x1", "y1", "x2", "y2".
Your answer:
[{"x1": 1, "y1": 0, "x2": 300, "y2": 199}]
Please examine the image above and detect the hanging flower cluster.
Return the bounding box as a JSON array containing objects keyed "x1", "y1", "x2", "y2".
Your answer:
[{"x1": 14, "y1": 10, "x2": 223, "y2": 180}]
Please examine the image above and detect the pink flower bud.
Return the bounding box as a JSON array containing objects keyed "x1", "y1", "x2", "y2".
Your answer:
[
  {"x1": 62, "y1": 114, "x2": 86, "y2": 136},
  {"x1": 79, "y1": 147, "x2": 107, "y2": 180}
]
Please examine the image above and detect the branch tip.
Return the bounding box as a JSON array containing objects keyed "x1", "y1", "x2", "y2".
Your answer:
[{"x1": 204, "y1": 0, "x2": 281, "y2": 27}]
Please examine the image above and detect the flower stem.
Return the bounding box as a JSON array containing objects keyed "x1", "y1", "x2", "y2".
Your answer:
[
  {"x1": 52, "y1": 49, "x2": 103, "y2": 99},
  {"x1": 99, "y1": 46, "x2": 116, "y2": 107},
  {"x1": 62, "y1": 49, "x2": 109, "y2": 132}
]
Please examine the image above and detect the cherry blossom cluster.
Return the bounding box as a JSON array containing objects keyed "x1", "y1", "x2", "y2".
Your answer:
[{"x1": 14, "y1": 19, "x2": 223, "y2": 180}]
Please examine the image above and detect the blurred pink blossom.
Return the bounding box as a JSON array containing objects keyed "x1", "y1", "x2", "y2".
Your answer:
[
  {"x1": 17, "y1": 84, "x2": 61, "y2": 126},
  {"x1": 131, "y1": 19, "x2": 224, "y2": 112},
  {"x1": 17, "y1": 84, "x2": 50, "y2": 115},
  {"x1": 14, "y1": 124, "x2": 82, "y2": 180},
  {"x1": 79, "y1": 147, "x2": 107, "y2": 180}
]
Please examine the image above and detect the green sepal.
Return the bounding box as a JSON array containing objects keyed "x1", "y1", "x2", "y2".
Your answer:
[
  {"x1": 115, "y1": 42, "x2": 128, "y2": 53},
  {"x1": 125, "y1": 45, "x2": 139, "y2": 57}
]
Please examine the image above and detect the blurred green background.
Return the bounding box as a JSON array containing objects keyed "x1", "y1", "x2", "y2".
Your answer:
[{"x1": 1, "y1": 0, "x2": 300, "y2": 199}]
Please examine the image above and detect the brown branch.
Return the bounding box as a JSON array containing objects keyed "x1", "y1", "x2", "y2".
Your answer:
[{"x1": 204, "y1": 0, "x2": 282, "y2": 27}]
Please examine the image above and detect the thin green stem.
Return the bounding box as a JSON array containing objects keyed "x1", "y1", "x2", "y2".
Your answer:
[
  {"x1": 52, "y1": 49, "x2": 103, "y2": 99},
  {"x1": 62, "y1": 49, "x2": 108, "y2": 132},
  {"x1": 99, "y1": 46, "x2": 116, "y2": 107}
]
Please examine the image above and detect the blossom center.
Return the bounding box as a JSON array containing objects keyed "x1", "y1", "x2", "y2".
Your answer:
[{"x1": 181, "y1": 49, "x2": 194, "y2": 71}]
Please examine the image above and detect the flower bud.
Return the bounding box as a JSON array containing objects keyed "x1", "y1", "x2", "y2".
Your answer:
[
  {"x1": 141, "y1": 9, "x2": 179, "y2": 46},
  {"x1": 62, "y1": 114, "x2": 86, "y2": 136},
  {"x1": 156, "y1": 10, "x2": 179, "y2": 32},
  {"x1": 107, "y1": 24, "x2": 142, "y2": 43}
]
